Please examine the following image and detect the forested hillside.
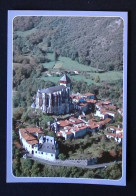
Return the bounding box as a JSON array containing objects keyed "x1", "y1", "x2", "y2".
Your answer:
[
  {"x1": 13, "y1": 16, "x2": 123, "y2": 71},
  {"x1": 13, "y1": 16, "x2": 123, "y2": 127}
]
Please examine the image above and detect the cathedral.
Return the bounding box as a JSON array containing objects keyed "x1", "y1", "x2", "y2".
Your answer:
[{"x1": 32, "y1": 74, "x2": 72, "y2": 115}]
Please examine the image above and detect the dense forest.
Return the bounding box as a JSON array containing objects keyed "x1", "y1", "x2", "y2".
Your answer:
[{"x1": 13, "y1": 16, "x2": 123, "y2": 71}]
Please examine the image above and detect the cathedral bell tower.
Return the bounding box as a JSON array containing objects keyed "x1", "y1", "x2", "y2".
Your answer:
[{"x1": 59, "y1": 74, "x2": 71, "y2": 89}]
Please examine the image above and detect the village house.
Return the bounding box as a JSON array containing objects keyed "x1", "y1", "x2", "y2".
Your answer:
[
  {"x1": 107, "y1": 126, "x2": 123, "y2": 134},
  {"x1": 95, "y1": 100, "x2": 115, "y2": 110},
  {"x1": 33, "y1": 135, "x2": 59, "y2": 161},
  {"x1": 87, "y1": 120, "x2": 99, "y2": 132},
  {"x1": 106, "y1": 132, "x2": 123, "y2": 143},
  {"x1": 118, "y1": 108, "x2": 123, "y2": 116},
  {"x1": 19, "y1": 128, "x2": 59, "y2": 161},
  {"x1": 56, "y1": 122, "x2": 89, "y2": 139},
  {"x1": 94, "y1": 107, "x2": 116, "y2": 119},
  {"x1": 70, "y1": 92, "x2": 96, "y2": 114},
  {"x1": 77, "y1": 102, "x2": 90, "y2": 113},
  {"x1": 19, "y1": 128, "x2": 44, "y2": 153},
  {"x1": 73, "y1": 70, "x2": 80, "y2": 75},
  {"x1": 55, "y1": 115, "x2": 102, "y2": 140},
  {"x1": 106, "y1": 125, "x2": 123, "y2": 143},
  {"x1": 53, "y1": 104, "x2": 116, "y2": 140},
  {"x1": 82, "y1": 93, "x2": 95, "y2": 100}
]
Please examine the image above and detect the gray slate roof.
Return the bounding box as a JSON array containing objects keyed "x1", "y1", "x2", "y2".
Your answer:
[
  {"x1": 39, "y1": 142, "x2": 56, "y2": 154},
  {"x1": 40, "y1": 85, "x2": 66, "y2": 94}
]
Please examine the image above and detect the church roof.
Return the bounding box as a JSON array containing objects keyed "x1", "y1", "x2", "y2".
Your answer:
[
  {"x1": 40, "y1": 85, "x2": 66, "y2": 94},
  {"x1": 60, "y1": 74, "x2": 71, "y2": 83}
]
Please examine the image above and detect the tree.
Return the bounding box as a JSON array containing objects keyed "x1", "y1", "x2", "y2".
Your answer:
[
  {"x1": 83, "y1": 170, "x2": 95, "y2": 178},
  {"x1": 31, "y1": 162, "x2": 42, "y2": 177},
  {"x1": 104, "y1": 163, "x2": 122, "y2": 179},
  {"x1": 13, "y1": 130, "x2": 19, "y2": 141},
  {"x1": 114, "y1": 113, "x2": 122, "y2": 123},
  {"x1": 58, "y1": 153, "x2": 66, "y2": 160},
  {"x1": 40, "y1": 115, "x2": 54, "y2": 129},
  {"x1": 13, "y1": 107, "x2": 24, "y2": 121},
  {"x1": 54, "y1": 51, "x2": 59, "y2": 63},
  {"x1": 95, "y1": 75, "x2": 100, "y2": 83},
  {"x1": 20, "y1": 158, "x2": 34, "y2": 176},
  {"x1": 13, "y1": 161, "x2": 21, "y2": 177}
]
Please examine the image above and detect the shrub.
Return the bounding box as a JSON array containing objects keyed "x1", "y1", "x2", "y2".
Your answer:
[{"x1": 58, "y1": 153, "x2": 66, "y2": 160}]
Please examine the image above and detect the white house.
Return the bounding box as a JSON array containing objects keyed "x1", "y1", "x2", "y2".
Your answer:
[
  {"x1": 94, "y1": 110, "x2": 109, "y2": 119},
  {"x1": 19, "y1": 128, "x2": 59, "y2": 161},
  {"x1": 33, "y1": 136, "x2": 59, "y2": 161},
  {"x1": 62, "y1": 131, "x2": 74, "y2": 140},
  {"x1": 19, "y1": 128, "x2": 44, "y2": 153},
  {"x1": 94, "y1": 107, "x2": 116, "y2": 119},
  {"x1": 106, "y1": 132, "x2": 123, "y2": 143}
]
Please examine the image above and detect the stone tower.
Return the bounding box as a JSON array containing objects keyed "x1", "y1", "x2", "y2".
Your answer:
[{"x1": 59, "y1": 74, "x2": 71, "y2": 90}]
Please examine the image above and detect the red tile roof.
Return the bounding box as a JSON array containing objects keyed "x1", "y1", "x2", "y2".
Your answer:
[
  {"x1": 19, "y1": 129, "x2": 38, "y2": 145},
  {"x1": 74, "y1": 125, "x2": 88, "y2": 132},
  {"x1": 83, "y1": 93, "x2": 94, "y2": 96},
  {"x1": 25, "y1": 128, "x2": 44, "y2": 134},
  {"x1": 27, "y1": 140, "x2": 38, "y2": 145},
  {"x1": 116, "y1": 133, "x2": 123, "y2": 138},
  {"x1": 100, "y1": 108, "x2": 116, "y2": 115},
  {"x1": 86, "y1": 99, "x2": 97, "y2": 104},
  {"x1": 65, "y1": 131, "x2": 73, "y2": 135},
  {"x1": 102, "y1": 101, "x2": 112, "y2": 105},
  {"x1": 58, "y1": 120, "x2": 73, "y2": 127},
  {"x1": 88, "y1": 120, "x2": 99, "y2": 129},
  {"x1": 106, "y1": 132, "x2": 123, "y2": 139},
  {"x1": 106, "y1": 133, "x2": 116, "y2": 137},
  {"x1": 69, "y1": 117, "x2": 82, "y2": 124},
  {"x1": 104, "y1": 118, "x2": 112, "y2": 123},
  {"x1": 105, "y1": 105, "x2": 116, "y2": 110}
]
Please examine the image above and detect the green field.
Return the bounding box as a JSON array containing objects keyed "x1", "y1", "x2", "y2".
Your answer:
[
  {"x1": 40, "y1": 75, "x2": 60, "y2": 84},
  {"x1": 43, "y1": 53, "x2": 99, "y2": 72},
  {"x1": 41, "y1": 53, "x2": 123, "y2": 85}
]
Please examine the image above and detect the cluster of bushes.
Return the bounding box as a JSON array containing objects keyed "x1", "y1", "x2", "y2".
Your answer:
[{"x1": 57, "y1": 133, "x2": 122, "y2": 162}]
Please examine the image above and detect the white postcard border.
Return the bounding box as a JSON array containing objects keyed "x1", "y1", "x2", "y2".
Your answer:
[{"x1": 7, "y1": 10, "x2": 128, "y2": 186}]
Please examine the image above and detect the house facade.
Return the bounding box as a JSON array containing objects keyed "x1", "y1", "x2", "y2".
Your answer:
[{"x1": 19, "y1": 128, "x2": 59, "y2": 161}]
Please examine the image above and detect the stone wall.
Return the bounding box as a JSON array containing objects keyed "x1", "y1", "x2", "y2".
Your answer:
[{"x1": 56, "y1": 158, "x2": 98, "y2": 166}]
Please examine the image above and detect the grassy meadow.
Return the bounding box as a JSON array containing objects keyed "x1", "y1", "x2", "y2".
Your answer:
[{"x1": 41, "y1": 53, "x2": 123, "y2": 85}]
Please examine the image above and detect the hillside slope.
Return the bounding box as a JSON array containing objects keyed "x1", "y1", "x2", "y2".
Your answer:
[{"x1": 13, "y1": 16, "x2": 123, "y2": 71}]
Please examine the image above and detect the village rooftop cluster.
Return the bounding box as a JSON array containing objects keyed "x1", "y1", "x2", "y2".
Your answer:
[{"x1": 18, "y1": 74, "x2": 123, "y2": 162}]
